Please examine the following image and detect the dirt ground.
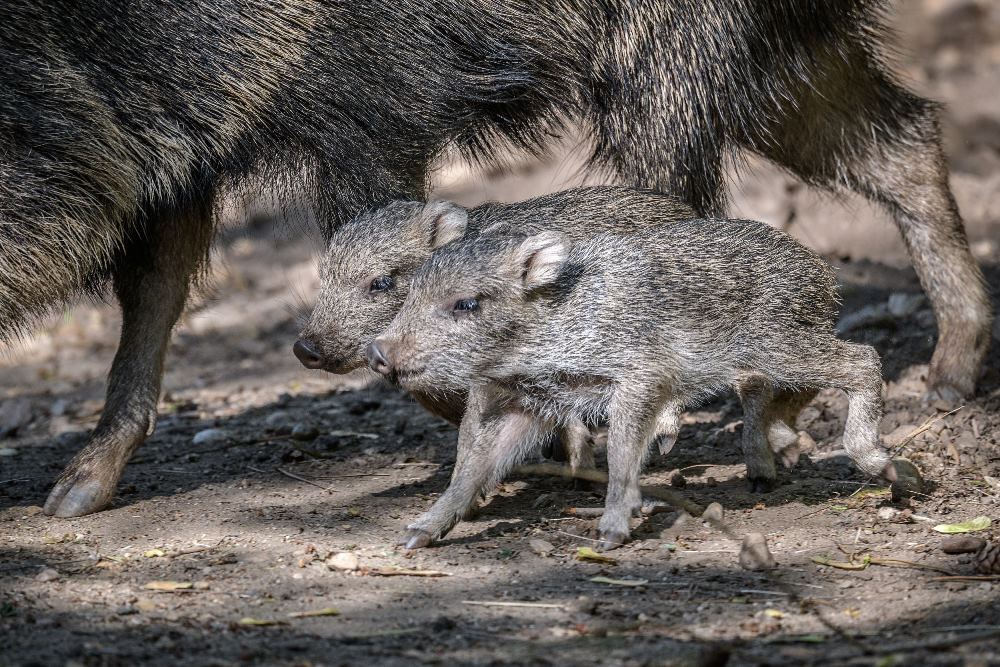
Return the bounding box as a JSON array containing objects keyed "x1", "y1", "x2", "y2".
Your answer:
[{"x1": 3, "y1": 2, "x2": 1000, "y2": 666}]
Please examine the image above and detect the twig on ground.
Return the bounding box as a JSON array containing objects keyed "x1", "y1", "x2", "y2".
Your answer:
[
  {"x1": 929, "y1": 575, "x2": 1000, "y2": 583},
  {"x1": 890, "y1": 406, "x2": 964, "y2": 457},
  {"x1": 247, "y1": 465, "x2": 338, "y2": 493},
  {"x1": 462, "y1": 600, "x2": 565, "y2": 610}
]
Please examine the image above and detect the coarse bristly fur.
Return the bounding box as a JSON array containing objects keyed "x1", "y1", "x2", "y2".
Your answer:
[
  {"x1": 297, "y1": 186, "x2": 697, "y2": 474},
  {"x1": 5, "y1": 1, "x2": 986, "y2": 518},
  {"x1": 373, "y1": 189, "x2": 895, "y2": 549}
]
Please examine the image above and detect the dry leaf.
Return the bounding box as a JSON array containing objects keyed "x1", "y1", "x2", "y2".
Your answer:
[
  {"x1": 764, "y1": 609, "x2": 785, "y2": 619},
  {"x1": 143, "y1": 580, "x2": 193, "y2": 591},
  {"x1": 575, "y1": 547, "x2": 617, "y2": 565},
  {"x1": 933, "y1": 516, "x2": 992, "y2": 534},
  {"x1": 844, "y1": 608, "x2": 861, "y2": 619},
  {"x1": 288, "y1": 607, "x2": 340, "y2": 618},
  {"x1": 588, "y1": 576, "x2": 647, "y2": 587},
  {"x1": 143, "y1": 549, "x2": 166, "y2": 558}
]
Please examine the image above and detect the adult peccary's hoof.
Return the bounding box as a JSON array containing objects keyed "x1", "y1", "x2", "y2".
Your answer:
[
  {"x1": 44, "y1": 474, "x2": 115, "y2": 518},
  {"x1": 399, "y1": 527, "x2": 434, "y2": 550},
  {"x1": 747, "y1": 476, "x2": 776, "y2": 494},
  {"x1": 889, "y1": 458, "x2": 923, "y2": 501},
  {"x1": 596, "y1": 530, "x2": 629, "y2": 552}
]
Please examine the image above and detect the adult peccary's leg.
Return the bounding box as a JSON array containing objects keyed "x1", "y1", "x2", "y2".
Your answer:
[
  {"x1": 44, "y1": 202, "x2": 213, "y2": 517},
  {"x1": 401, "y1": 390, "x2": 547, "y2": 549},
  {"x1": 747, "y1": 46, "x2": 991, "y2": 400},
  {"x1": 736, "y1": 377, "x2": 779, "y2": 493}
]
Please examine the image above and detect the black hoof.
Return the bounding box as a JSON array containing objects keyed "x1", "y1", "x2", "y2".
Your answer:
[{"x1": 748, "y1": 477, "x2": 776, "y2": 494}]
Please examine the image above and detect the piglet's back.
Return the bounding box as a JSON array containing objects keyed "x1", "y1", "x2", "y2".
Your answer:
[{"x1": 568, "y1": 218, "x2": 838, "y2": 333}]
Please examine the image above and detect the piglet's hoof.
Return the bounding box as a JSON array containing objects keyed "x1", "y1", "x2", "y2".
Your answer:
[
  {"x1": 889, "y1": 458, "x2": 923, "y2": 501},
  {"x1": 596, "y1": 530, "x2": 629, "y2": 552},
  {"x1": 399, "y1": 528, "x2": 434, "y2": 550}
]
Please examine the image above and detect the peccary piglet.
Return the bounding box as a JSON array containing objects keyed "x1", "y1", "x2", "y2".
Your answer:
[
  {"x1": 370, "y1": 193, "x2": 898, "y2": 550},
  {"x1": 296, "y1": 186, "x2": 697, "y2": 470}
]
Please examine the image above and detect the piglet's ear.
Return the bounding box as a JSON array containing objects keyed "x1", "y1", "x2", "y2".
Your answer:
[
  {"x1": 421, "y1": 201, "x2": 468, "y2": 249},
  {"x1": 512, "y1": 232, "x2": 569, "y2": 290}
]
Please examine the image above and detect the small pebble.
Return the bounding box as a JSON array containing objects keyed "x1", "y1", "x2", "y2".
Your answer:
[
  {"x1": 739, "y1": 532, "x2": 776, "y2": 571},
  {"x1": 192, "y1": 428, "x2": 229, "y2": 446},
  {"x1": 35, "y1": 567, "x2": 60, "y2": 582},
  {"x1": 702, "y1": 502, "x2": 724, "y2": 524},
  {"x1": 669, "y1": 470, "x2": 687, "y2": 488},
  {"x1": 327, "y1": 552, "x2": 360, "y2": 571},
  {"x1": 0, "y1": 447, "x2": 18, "y2": 457},
  {"x1": 877, "y1": 506, "x2": 899, "y2": 522},
  {"x1": 528, "y1": 538, "x2": 555, "y2": 556},
  {"x1": 291, "y1": 424, "x2": 320, "y2": 441}
]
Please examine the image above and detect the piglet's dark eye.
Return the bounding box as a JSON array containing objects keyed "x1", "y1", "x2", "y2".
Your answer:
[
  {"x1": 370, "y1": 276, "x2": 394, "y2": 293},
  {"x1": 453, "y1": 298, "x2": 479, "y2": 313}
]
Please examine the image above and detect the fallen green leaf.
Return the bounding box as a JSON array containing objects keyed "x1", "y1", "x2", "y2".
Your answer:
[
  {"x1": 288, "y1": 607, "x2": 340, "y2": 618},
  {"x1": 933, "y1": 516, "x2": 991, "y2": 534},
  {"x1": 588, "y1": 576, "x2": 647, "y2": 587},
  {"x1": 575, "y1": 547, "x2": 617, "y2": 565}
]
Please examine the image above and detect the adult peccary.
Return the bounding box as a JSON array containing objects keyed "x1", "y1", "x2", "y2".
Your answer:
[
  {"x1": 368, "y1": 195, "x2": 898, "y2": 550},
  {"x1": 3, "y1": 1, "x2": 985, "y2": 518},
  {"x1": 294, "y1": 187, "x2": 697, "y2": 472}
]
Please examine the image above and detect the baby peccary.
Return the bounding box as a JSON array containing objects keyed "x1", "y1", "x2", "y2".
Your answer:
[
  {"x1": 296, "y1": 186, "x2": 697, "y2": 469},
  {"x1": 371, "y1": 208, "x2": 898, "y2": 551}
]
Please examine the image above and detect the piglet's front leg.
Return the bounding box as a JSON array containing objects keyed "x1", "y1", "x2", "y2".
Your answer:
[{"x1": 400, "y1": 398, "x2": 545, "y2": 549}]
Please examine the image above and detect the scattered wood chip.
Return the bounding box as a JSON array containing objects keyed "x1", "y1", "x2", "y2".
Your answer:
[
  {"x1": 288, "y1": 607, "x2": 340, "y2": 618},
  {"x1": 142, "y1": 581, "x2": 193, "y2": 591},
  {"x1": 575, "y1": 547, "x2": 617, "y2": 565},
  {"x1": 933, "y1": 516, "x2": 991, "y2": 534},
  {"x1": 588, "y1": 576, "x2": 648, "y2": 587}
]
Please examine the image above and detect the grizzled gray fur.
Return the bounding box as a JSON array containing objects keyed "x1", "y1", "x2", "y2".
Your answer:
[
  {"x1": 296, "y1": 186, "x2": 698, "y2": 472},
  {"x1": 371, "y1": 190, "x2": 896, "y2": 550},
  {"x1": 5, "y1": 1, "x2": 985, "y2": 519}
]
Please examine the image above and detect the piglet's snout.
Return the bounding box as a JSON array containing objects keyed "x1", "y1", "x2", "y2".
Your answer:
[{"x1": 366, "y1": 339, "x2": 392, "y2": 375}]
